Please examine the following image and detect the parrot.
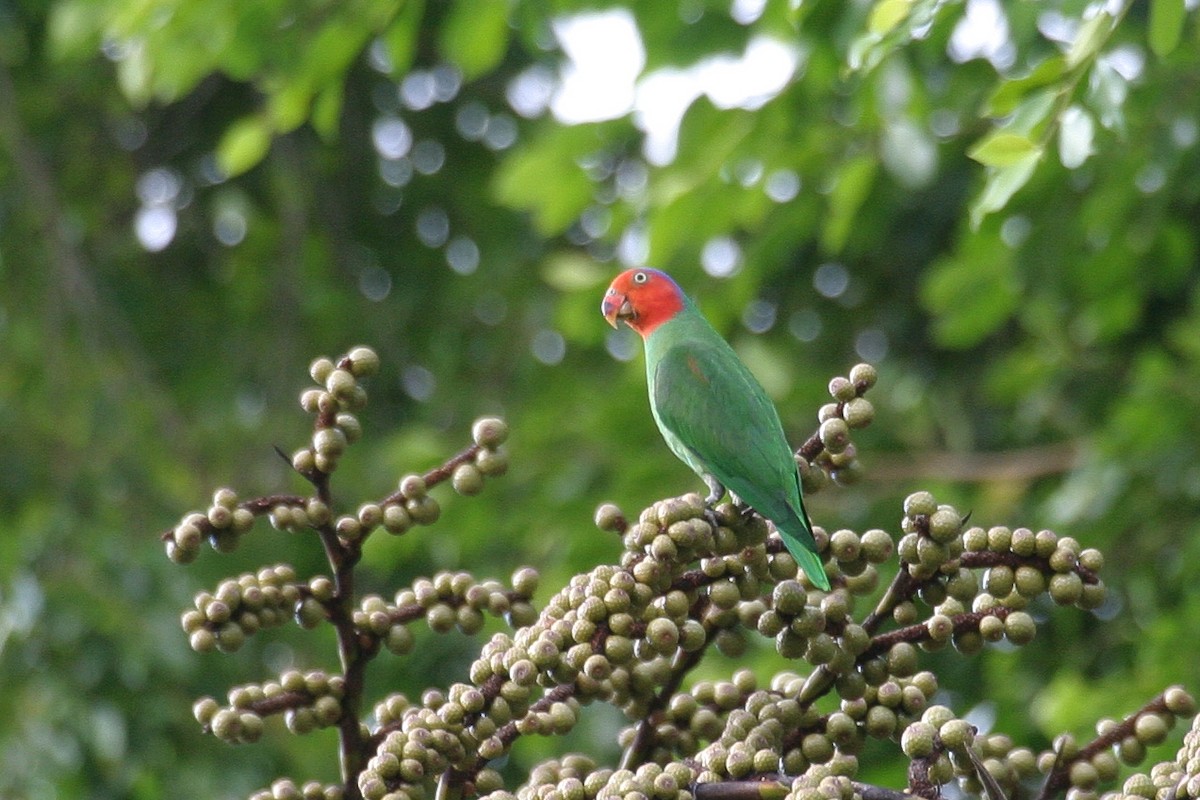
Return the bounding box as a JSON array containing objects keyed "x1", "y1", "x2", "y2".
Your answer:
[{"x1": 601, "y1": 267, "x2": 831, "y2": 591}]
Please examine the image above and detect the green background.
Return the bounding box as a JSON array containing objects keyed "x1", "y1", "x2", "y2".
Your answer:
[{"x1": 2, "y1": 0, "x2": 1199, "y2": 796}]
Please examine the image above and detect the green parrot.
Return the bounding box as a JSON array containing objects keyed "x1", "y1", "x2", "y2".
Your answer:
[{"x1": 602, "y1": 267, "x2": 831, "y2": 591}]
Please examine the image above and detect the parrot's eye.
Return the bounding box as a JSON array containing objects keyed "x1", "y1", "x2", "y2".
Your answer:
[{"x1": 633, "y1": 272, "x2": 648, "y2": 284}]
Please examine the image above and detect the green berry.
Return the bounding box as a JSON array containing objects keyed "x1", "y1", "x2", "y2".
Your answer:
[
  {"x1": 987, "y1": 526, "x2": 1012, "y2": 552},
  {"x1": 900, "y1": 722, "x2": 936, "y2": 758},
  {"x1": 346, "y1": 346, "x2": 380, "y2": 377},
  {"x1": 819, "y1": 418, "x2": 851, "y2": 455},
  {"x1": 300, "y1": 389, "x2": 324, "y2": 413},
  {"x1": 985, "y1": 566, "x2": 1015, "y2": 597},
  {"x1": 211, "y1": 708, "x2": 241, "y2": 741},
  {"x1": 1048, "y1": 572, "x2": 1083, "y2": 605},
  {"x1": 904, "y1": 491, "x2": 937, "y2": 518},
  {"x1": 476, "y1": 446, "x2": 509, "y2": 477},
  {"x1": 594, "y1": 503, "x2": 625, "y2": 532},
  {"x1": 938, "y1": 718, "x2": 973, "y2": 750},
  {"x1": 451, "y1": 463, "x2": 485, "y2": 495},
  {"x1": 406, "y1": 495, "x2": 440, "y2": 525},
  {"x1": 325, "y1": 368, "x2": 356, "y2": 400},
  {"x1": 828, "y1": 376, "x2": 856, "y2": 401},
  {"x1": 472, "y1": 417, "x2": 509, "y2": 448},
  {"x1": 801, "y1": 733, "x2": 834, "y2": 763},
  {"x1": 1004, "y1": 611, "x2": 1036, "y2": 644},
  {"x1": 357, "y1": 503, "x2": 383, "y2": 530},
  {"x1": 843, "y1": 397, "x2": 874, "y2": 429},
  {"x1": 310, "y1": 357, "x2": 335, "y2": 385},
  {"x1": 1165, "y1": 685, "x2": 1196, "y2": 716},
  {"x1": 1079, "y1": 581, "x2": 1106, "y2": 609},
  {"x1": 379, "y1": 503, "x2": 410, "y2": 535},
  {"x1": 864, "y1": 705, "x2": 897, "y2": 738},
  {"x1": 336, "y1": 413, "x2": 362, "y2": 443},
  {"x1": 1079, "y1": 549, "x2": 1104, "y2": 572},
  {"x1": 1069, "y1": 760, "x2": 1099, "y2": 790},
  {"x1": 398, "y1": 474, "x2": 426, "y2": 499},
  {"x1": 1134, "y1": 713, "x2": 1169, "y2": 745},
  {"x1": 849, "y1": 363, "x2": 877, "y2": 389},
  {"x1": 193, "y1": 696, "x2": 220, "y2": 726},
  {"x1": 928, "y1": 506, "x2": 961, "y2": 542}
]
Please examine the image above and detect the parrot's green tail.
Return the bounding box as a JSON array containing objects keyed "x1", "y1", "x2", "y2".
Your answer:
[
  {"x1": 779, "y1": 525, "x2": 831, "y2": 591},
  {"x1": 794, "y1": 547, "x2": 832, "y2": 591}
]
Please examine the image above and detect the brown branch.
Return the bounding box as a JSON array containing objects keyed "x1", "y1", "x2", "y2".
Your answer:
[
  {"x1": 1036, "y1": 691, "x2": 1174, "y2": 800},
  {"x1": 859, "y1": 608, "x2": 1013, "y2": 661},
  {"x1": 159, "y1": 494, "x2": 309, "y2": 542},
  {"x1": 959, "y1": 550, "x2": 1100, "y2": 585},
  {"x1": 864, "y1": 442, "x2": 1081, "y2": 484},
  {"x1": 620, "y1": 641, "x2": 708, "y2": 770},
  {"x1": 303, "y1": 460, "x2": 366, "y2": 800},
  {"x1": 692, "y1": 777, "x2": 925, "y2": 800}
]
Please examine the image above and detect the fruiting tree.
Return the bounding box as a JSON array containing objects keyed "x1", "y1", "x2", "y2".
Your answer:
[{"x1": 161, "y1": 347, "x2": 1200, "y2": 800}]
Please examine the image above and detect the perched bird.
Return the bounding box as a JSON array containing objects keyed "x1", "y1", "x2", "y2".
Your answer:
[{"x1": 602, "y1": 268, "x2": 830, "y2": 591}]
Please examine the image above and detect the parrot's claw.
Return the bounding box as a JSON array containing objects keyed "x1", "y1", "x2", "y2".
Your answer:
[
  {"x1": 701, "y1": 474, "x2": 726, "y2": 531},
  {"x1": 701, "y1": 474, "x2": 725, "y2": 506}
]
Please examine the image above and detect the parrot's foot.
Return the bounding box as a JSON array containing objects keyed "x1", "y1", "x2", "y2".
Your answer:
[
  {"x1": 701, "y1": 474, "x2": 725, "y2": 506},
  {"x1": 701, "y1": 474, "x2": 726, "y2": 531}
]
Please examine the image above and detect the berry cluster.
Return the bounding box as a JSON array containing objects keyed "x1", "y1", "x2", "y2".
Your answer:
[
  {"x1": 1120, "y1": 699, "x2": 1200, "y2": 800},
  {"x1": 297, "y1": 347, "x2": 379, "y2": 475},
  {"x1": 193, "y1": 667, "x2": 347, "y2": 744},
  {"x1": 801, "y1": 363, "x2": 877, "y2": 490},
  {"x1": 182, "y1": 564, "x2": 301, "y2": 653},
  {"x1": 160, "y1": 352, "x2": 1200, "y2": 800},
  {"x1": 249, "y1": 779, "x2": 346, "y2": 800}
]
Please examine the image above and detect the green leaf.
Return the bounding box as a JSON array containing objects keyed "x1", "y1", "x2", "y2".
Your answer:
[
  {"x1": 492, "y1": 125, "x2": 598, "y2": 234},
  {"x1": 821, "y1": 156, "x2": 876, "y2": 254},
  {"x1": 967, "y1": 132, "x2": 1041, "y2": 168},
  {"x1": 867, "y1": 0, "x2": 914, "y2": 36},
  {"x1": 1149, "y1": 0, "x2": 1186, "y2": 58},
  {"x1": 217, "y1": 115, "x2": 273, "y2": 177},
  {"x1": 984, "y1": 56, "x2": 1066, "y2": 117},
  {"x1": 439, "y1": 0, "x2": 511, "y2": 80},
  {"x1": 1066, "y1": 10, "x2": 1113, "y2": 69},
  {"x1": 312, "y1": 83, "x2": 344, "y2": 142},
  {"x1": 969, "y1": 152, "x2": 1040, "y2": 229},
  {"x1": 920, "y1": 231, "x2": 1020, "y2": 347},
  {"x1": 1010, "y1": 90, "x2": 1057, "y2": 137},
  {"x1": 381, "y1": 0, "x2": 425, "y2": 75}
]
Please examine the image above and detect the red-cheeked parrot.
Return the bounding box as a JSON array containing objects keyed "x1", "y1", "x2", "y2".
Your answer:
[{"x1": 602, "y1": 268, "x2": 831, "y2": 591}]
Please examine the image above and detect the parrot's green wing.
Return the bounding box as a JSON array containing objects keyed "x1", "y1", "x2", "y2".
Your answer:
[{"x1": 649, "y1": 335, "x2": 830, "y2": 590}]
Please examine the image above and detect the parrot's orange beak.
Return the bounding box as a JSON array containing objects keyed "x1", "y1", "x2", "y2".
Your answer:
[{"x1": 602, "y1": 289, "x2": 634, "y2": 328}]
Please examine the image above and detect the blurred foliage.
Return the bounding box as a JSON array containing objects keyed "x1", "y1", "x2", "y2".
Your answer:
[{"x1": 1, "y1": 0, "x2": 1200, "y2": 796}]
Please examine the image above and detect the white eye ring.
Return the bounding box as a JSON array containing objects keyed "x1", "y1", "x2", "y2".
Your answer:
[{"x1": 633, "y1": 271, "x2": 648, "y2": 284}]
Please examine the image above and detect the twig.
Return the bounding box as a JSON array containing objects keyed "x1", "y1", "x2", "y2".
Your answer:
[{"x1": 1035, "y1": 691, "x2": 1174, "y2": 800}]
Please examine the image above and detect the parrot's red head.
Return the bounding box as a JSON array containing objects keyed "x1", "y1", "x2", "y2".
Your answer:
[{"x1": 601, "y1": 268, "x2": 686, "y2": 338}]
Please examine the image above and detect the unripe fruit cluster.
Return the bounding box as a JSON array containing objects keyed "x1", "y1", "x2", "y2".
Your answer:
[
  {"x1": 1119, "y1": 698, "x2": 1200, "y2": 800},
  {"x1": 296, "y1": 347, "x2": 379, "y2": 474},
  {"x1": 1063, "y1": 687, "x2": 1198, "y2": 800},
  {"x1": 333, "y1": 417, "x2": 509, "y2": 546},
  {"x1": 358, "y1": 698, "x2": 504, "y2": 800},
  {"x1": 249, "y1": 779, "x2": 344, "y2": 800},
  {"x1": 192, "y1": 668, "x2": 346, "y2": 745},
  {"x1": 165, "y1": 486, "x2": 256, "y2": 563},
  {"x1": 358, "y1": 568, "x2": 538, "y2": 655},
  {"x1": 181, "y1": 564, "x2": 300, "y2": 653},
  {"x1": 961, "y1": 522, "x2": 1106, "y2": 611},
  {"x1": 804, "y1": 363, "x2": 878, "y2": 491}
]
